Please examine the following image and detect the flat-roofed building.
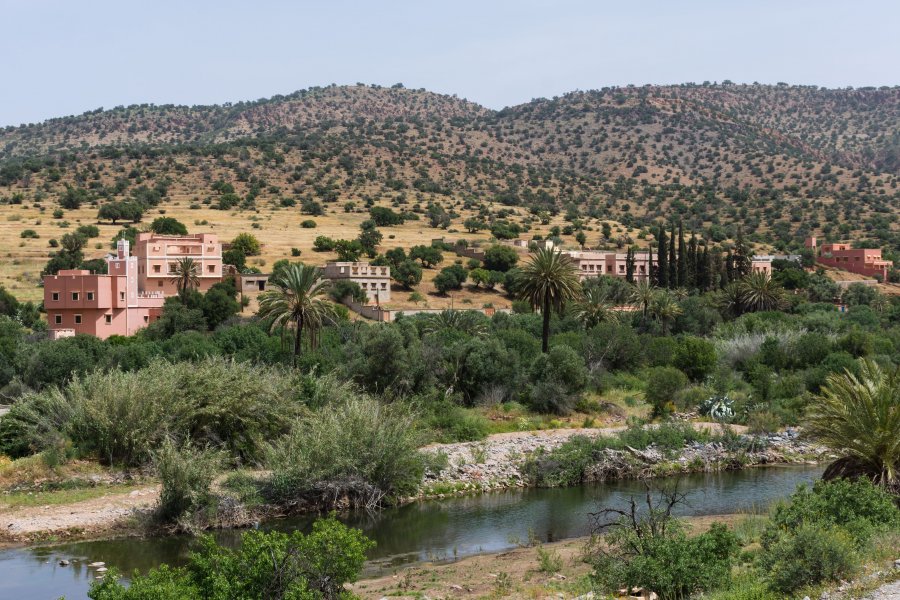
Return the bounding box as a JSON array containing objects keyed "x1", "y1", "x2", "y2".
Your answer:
[
  {"x1": 134, "y1": 233, "x2": 223, "y2": 296},
  {"x1": 322, "y1": 262, "x2": 391, "y2": 303},
  {"x1": 43, "y1": 240, "x2": 165, "y2": 339},
  {"x1": 806, "y1": 236, "x2": 891, "y2": 280}
]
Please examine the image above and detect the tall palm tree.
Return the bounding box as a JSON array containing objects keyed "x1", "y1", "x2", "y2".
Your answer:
[
  {"x1": 574, "y1": 286, "x2": 620, "y2": 329},
  {"x1": 649, "y1": 291, "x2": 683, "y2": 334},
  {"x1": 257, "y1": 263, "x2": 336, "y2": 366},
  {"x1": 740, "y1": 272, "x2": 785, "y2": 313},
  {"x1": 169, "y1": 257, "x2": 200, "y2": 302},
  {"x1": 630, "y1": 280, "x2": 656, "y2": 321},
  {"x1": 517, "y1": 248, "x2": 582, "y2": 352},
  {"x1": 806, "y1": 360, "x2": 900, "y2": 489}
]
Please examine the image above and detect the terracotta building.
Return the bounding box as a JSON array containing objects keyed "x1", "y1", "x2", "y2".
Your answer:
[
  {"x1": 564, "y1": 250, "x2": 655, "y2": 282},
  {"x1": 322, "y1": 262, "x2": 391, "y2": 303},
  {"x1": 44, "y1": 240, "x2": 165, "y2": 339},
  {"x1": 806, "y1": 236, "x2": 891, "y2": 280},
  {"x1": 134, "y1": 233, "x2": 223, "y2": 296}
]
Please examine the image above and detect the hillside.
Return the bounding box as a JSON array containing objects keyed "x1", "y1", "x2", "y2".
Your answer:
[{"x1": 0, "y1": 82, "x2": 898, "y2": 300}]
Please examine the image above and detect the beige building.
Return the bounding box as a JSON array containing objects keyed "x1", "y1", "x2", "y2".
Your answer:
[
  {"x1": 134, "y1": 233, "x2": 223, "y2": 296},
  {"x1": 322, "y1": 262, "x2": 391, "y2": 304}
]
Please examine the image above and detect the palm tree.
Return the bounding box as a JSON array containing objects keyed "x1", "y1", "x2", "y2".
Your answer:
[
  {"x1": 169, "y1": 257, "x2": 200, "y2": 302},
  {"x1": 630, "y1": 280, "x2": 656, "y2": 321},
  {"x1": 806, "y1": 360, "x2": 900, "y2": 490},
  {"x1": 649, "y1": 291, "x2": 682, "y2": 334},
  {"x1": 257, "y1": 263, "x2": 336, "y2": 366},
  {"x1": 422, "y1": 310, "x2": 489, "y2": 337},
  {"x1": 574, "y1": 286, "x2": 620, "y2": 329},
  {"x1": 517, "y1": 248, "x2": 582, "y2": 352},
  {"x1": 740, "y1": 272, "x2": 785, "y2": 312},
  {"x1": 716, "y1": 281, "x2": 745, "y2": 319}
]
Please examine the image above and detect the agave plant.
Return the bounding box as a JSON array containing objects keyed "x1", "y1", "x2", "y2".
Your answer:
[{"x1": 806, "y1": 359, "x2": 900, "y2": 489}]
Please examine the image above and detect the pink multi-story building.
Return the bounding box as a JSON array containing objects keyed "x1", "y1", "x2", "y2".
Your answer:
[
  {"x1": 806, "y1": 237, "x2": 891, "y2": 280},
  {"x1": 565, "y1": 250, "x2": 655, "y2": 282},
  {"x1": 135, "y1": 233, "x2": 223, "y2": 295},
  {"x1": 44, "y1": 240, "x2": 165, "y2": 339}
]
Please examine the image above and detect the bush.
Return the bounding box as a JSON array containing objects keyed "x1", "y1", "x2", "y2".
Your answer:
[
  {"x1": 591, "y1": 513, "x2": 739, "y2": 600},
  {"x1": 88, "y1": 517, "x2": 373, "y2": 600},
  {"x1": 266, "y1": 394, "x2": 426, "y2": 507},
  {"x1": 425, "y1": 400, "x2": 490, "y2": 442},
  {"x1": 760, "y1": 523, "x2": 858, "y2": 593},
  {"x1": 154, "y1": 440, "x2": 222, "y2": 526},
  {"x1": 673, "y1": 336, "x2": 717, "y2": 381},
  {"x1": 300, "y1": 219, "x2": 317, "y2": 228},
  {"x1": 4, "y1": 358, "x2": 302, "y2": 466},
  {"x1": 230, "y1": 233, "x2": 261, "y2": 256},
  {"x1": 19, "y1": 229, "x2": 38, "y2": 239},
  {"x1": 762, "y1": 478, "x2": 900, "y2": 548},
  {"x1": 645, "y1": 367, "x2": 689, "y2": 417},
  {"x1": 528, "y1": 345, "x2": 588, "y2": 414}
]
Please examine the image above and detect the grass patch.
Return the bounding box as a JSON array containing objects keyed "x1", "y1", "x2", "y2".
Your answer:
[{"x1": 0, "y1": 483, "x2": 146, "y2": 510}]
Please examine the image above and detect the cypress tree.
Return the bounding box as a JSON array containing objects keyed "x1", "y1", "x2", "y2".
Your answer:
[
  {"x1": 657, "y1": 225, "x2": 668, "y2": 288},
  {"x1": 733, "y1": 226, "x2": 751, "y2": 278},
  {"x1": 677, "y1": 221, "x2": 687, "y2": 288},
  {"x1": 687, "y1": 233, "x2": 698, "y2": 289},
  {"x1": 625, "y1": 246, "x2": 635, "y2": 284},
  {"x1": 668, "y1": 221, "x2": 677, "y2": 288}
]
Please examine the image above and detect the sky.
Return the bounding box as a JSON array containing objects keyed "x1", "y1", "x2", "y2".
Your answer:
[{"x1": 2, "y1": 0, "x2": 898, "y2": 127}]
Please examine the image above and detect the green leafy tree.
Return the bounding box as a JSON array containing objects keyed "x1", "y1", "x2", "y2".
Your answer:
[
  {"x1": 230, "y1": 233, "x2": 261, "y2": 256},
  {"x1": 409, "y1": 245, "x2": 443, "y2": 267},
  {"x1": 517, "y1": 248, "x2": 582, "y2": 353},
  {"x1": 393, "y1": 259, "x2": 423, "y2": 289},
  {"x1": 482, "y1": 244, "x2": 519, "y2": 272},
  {"x1": 150, "y1": 217, "x2": 188, "y2": 235}
]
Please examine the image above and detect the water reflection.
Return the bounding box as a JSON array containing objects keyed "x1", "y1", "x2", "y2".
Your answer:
[{"x1": 0, "y1": 465, "x2": 822, "y2": 599}]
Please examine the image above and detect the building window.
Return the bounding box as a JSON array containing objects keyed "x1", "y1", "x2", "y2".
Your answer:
[
  {"x1": 71, "y1": 292, "x2": 79, "y2": 301},
  {"x1": 105, "y1": 314, "x2": 112, "y2": 324},
  {"x1": 54, "y1": 314, "x2": 62, "y2": 325},
  {"x1": 158, "y1": 281, "x2": 163, "y2": 287},
  {"x1": 207, "y1": 265, "x2": 215, "y2": 273},
  {"x1": 120, "y1": 291, "x2": 125, "y2": 300},
  {"x1": 144, "y1": 315, "x2": 149, "y2": 322},
  {"x1": 153, "y1": 265, "x2": 161, "y2": 273},
  {"x1": 87, "y1": 292, "x2": 94, "y2": 301},
  {"x1": 51, "y1": 292, "x2": 59, "y2": 301},
  {"x1": 74, "y1": 315, "x2": 82, "y2": 324}
]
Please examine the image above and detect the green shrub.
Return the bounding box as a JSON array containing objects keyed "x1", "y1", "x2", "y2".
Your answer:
[
  {"x1": 3, "y1": 358, "x2": 302, "y2": 466},
  {"x1": 426, "y1": 401, "x2": 490, "y2": 442},
  {"x1": 300, "y1": 219, "x2": 317, "y2": 228},
  {"x1": 528, "y1": 345, "x2": 589, "y2": 414},
  {"x1": 760, "y1": 523, "x2": 859, "y2": 593},
  {"x1": 592, "y1": 517, "x2": 739, "y2": 600},
  {"x1": 154, "y1": 440, "x2": 222, "y2": 526},
  {"x1": 645, "y1": 366, "x2": 689, "y2": 417},
  {"x1": 763, "y1": 478, "x2": 900, "y2": 548},
  {"x1": 88, "y1": 517, "x2": 373, "y2": 599},
  {"x1": 673, "y1": 336, "x2": 717, "y2": 381},
  {"x1": 266, "y1": 395, "x2": 426, "y2": 507}
]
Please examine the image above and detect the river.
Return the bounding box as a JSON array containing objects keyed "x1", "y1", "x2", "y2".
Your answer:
[{"x1": 0, "y1": 464, "x2": 823, "y2": 599}]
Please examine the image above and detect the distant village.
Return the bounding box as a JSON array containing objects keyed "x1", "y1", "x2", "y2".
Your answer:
[{"x1": 43, "y1": 232, "x2": 892, "y2": 340}]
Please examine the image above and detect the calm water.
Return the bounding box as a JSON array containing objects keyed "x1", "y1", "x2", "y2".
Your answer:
[{"x1": 0, "y1": 465, "x2": 823, "y2": 600}]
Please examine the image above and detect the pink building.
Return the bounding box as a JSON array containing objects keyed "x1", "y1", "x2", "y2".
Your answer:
[
  {"x1": 806, "y1": 237, "x2": 891, "y2": 280},
  {"x1": 134, "y1": 233, "x2": 223, "y2": 296},
  {"x1": 565, "y1": 250, "x2": 655, "y2": 282},
  {"x1": 44, "y1": 240, "x2": 165, "y2": 339},
  {"x1": 750, "y1": 257, "x2": 773, "y2": 276}
]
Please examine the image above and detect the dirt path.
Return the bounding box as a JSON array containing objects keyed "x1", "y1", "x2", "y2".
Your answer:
[{"x1": 0, "y1": 485, "x2": 159, "y2": 543}]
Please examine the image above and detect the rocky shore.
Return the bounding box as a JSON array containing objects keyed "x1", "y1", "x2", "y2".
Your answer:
[{"x1": 420, "y1": 426, "x2": 829, "y2": 496}]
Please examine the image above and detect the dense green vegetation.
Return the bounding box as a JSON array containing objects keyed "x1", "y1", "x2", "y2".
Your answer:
[{"x1": 588, "y1": 479, "x2": 900, "y2": 599}]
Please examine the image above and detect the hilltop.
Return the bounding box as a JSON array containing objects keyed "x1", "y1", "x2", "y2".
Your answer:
[{"x1": 0, "y1": 82, "x2": 898, "y2": 299}]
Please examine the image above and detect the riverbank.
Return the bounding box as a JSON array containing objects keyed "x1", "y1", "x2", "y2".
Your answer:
[{"x1": 0, "y1": 424, "x2": 828, "y2": 546}]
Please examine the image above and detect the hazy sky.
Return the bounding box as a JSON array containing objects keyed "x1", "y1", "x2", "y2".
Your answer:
[{"x1": 2, "y1": 0, "x2": 898, "y2": 127}]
